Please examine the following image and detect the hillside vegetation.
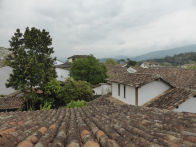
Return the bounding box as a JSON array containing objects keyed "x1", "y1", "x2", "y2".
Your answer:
[
  {"x1": 132, "y1": 44, "x2": 196, "y2": 61},
  {"x1": 146, "y1": 52, "x2": 196, "y2": 66}
]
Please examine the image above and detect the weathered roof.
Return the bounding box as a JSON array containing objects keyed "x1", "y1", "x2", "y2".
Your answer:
[
  {"x1": 106, "y1": 64, "x2": 128, "y2": 78},
  {"x1": 144, "y1": 88, "x2": 196, "y2": 110},
  {"x1": 54, "y1": 62, "x2": 72, "y2": 69},
  {"x1": 0, "y1": 96, "x2": 196, "y2": 146},
  {"x1": 109, "y1": 72, "x2": 170, "y2": 87},
  {"x1": 0, "y1": 91, "x2": 24, "y2": 111},
  {"x1": 106, "y1": 65, "x2": 172, "y2": 87},
  {"x1": 67, "y1": 55, "x2": 89, "y2": 59},
  {"x1": 135, "y1": 67, "x2": 196, "y2": 90}
]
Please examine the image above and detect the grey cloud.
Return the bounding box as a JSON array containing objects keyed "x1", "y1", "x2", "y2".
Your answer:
[{"x1": 0, "y1": 0, "x2": 196, "y2": 58}]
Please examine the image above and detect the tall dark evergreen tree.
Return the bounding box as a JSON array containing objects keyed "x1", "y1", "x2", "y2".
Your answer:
[{"x1": 6, "y1": 27, "x2": 56, "y2": 91}]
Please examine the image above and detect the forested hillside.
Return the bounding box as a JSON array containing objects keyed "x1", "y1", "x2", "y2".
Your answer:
[{"x1": 146, "y1": 52, "x2": 196, "y2": 66}]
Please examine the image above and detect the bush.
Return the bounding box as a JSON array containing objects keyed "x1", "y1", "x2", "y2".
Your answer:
[
  {"x1": 40, "y1": 101, "x2": 52, "y2": 110},
  {"x1": 66, "y1": 100, "x2": 87, "y2": 108},
  {"x1": 60, "y1": 78, "x2": 93, "y2": 104},
  {"x1": 105, "y1": 58, "x2": 117, "y2": 65}
]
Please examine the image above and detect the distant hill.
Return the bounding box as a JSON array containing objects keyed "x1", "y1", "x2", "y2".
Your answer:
[
  {"x1": 146, "y1": 52, "x2": 196, "y2": 66},
  {"x1": 132, "y1": 44, "x2": 196, "y2": 61}
]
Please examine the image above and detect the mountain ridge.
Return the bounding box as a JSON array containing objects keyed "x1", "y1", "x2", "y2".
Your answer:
[{"x1": 131, "y1": 44, "x2": 196, "y2": 61}]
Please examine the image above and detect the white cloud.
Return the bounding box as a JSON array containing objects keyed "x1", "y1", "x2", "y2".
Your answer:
[{"x1": 0, "y1": 0, "x2": 196, "y2": 58}]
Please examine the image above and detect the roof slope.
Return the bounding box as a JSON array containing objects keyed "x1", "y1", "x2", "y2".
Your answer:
[
  {"x1": 144, "y1": 88, "x2": 196, "y2": 110},
  {"x1": 0, "y1": 91, "x2": 24, "y2": 111},
  {"x1": 107, "y1": 65, "x2": 172, "y2": 87},
  {"x1": 0, "y1": 96, "x2": 196, "y2": 146},
  {"x1": 54, "y1": 62, "x2": 72, "y2": 69},
  {"x1": 135, "y1": 67, "x2": 196, "y2": 90},
  {"x1": 67, "y1": 55, "x2": 89, "y2": 59}
]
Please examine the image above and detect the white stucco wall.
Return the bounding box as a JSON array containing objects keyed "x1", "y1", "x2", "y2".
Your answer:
[
  {"x1": 173, "y1": 97, "x2": 196, "y2": 113},
  {"x1": 127, "y1": 67, "x2": 137, "y2": 73},
  {"x1": 55, "y1": 68, "x2": 69, "y2": 81},
  {"x1": 68, "y1": 58, "x2": 72, "y2": 63},
  {"x1": 112, "y1": 82, "x2": 135, "y2": 104},
  {"x1": 138, "y1": 80, "x2": 170, "y2": 106},
  {"x1": 140, "y1": 63, "x2": 148, "y2": 68},
  {"x1": 93, "y1": 84, "x2": 111, "y2": 95},
  {"x1": 0, "y1": 66, "x2": 16, "y2": 95},
  {"x1": 93, "y1": 86, "x2": 102, "y2": 95}
]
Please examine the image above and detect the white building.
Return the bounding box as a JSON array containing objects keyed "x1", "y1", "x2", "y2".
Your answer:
[
  {"x1": 67, "y1": 55, "x2": 89, "y2": 63},
  {"x1": 0, "y1": 66, "x2": 16, "y2": 95},
  {"x1": 140, "y1": 62, "x2": 160, "y2": 68},
  {"x1": 54, "y1": 62, "x2": 71, "y2": 82},
  {"x1": 55, "y1": 68, "x2": 70, "y2": 82},
  {"x1": 110, "y1": 73, "x2": 171, "y2": 105},
  {"x1": 54, "y1": 60, "x2": 64, "y2": 65},
  {"x1": 174, "y1": 96, "x2": 196, "y2": 113},
  {"x1": 93, "y1": 83, "x2": 111, "y2": 95},
  {"x1": 107, "y1": 64, "x2": 196, "y2": 113}
]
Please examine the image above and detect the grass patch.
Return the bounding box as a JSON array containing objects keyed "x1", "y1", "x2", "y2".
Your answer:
[{"x1": 66, "y1": 100, "x2": 87, "y2": 108}]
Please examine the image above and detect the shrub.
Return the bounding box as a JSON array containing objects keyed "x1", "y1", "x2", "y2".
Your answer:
[
  {"x1": 40, "y1": 101, "x2": 52, "y2": 110},
  {"x1": 60, "y1": 78, "x2": 93, "y2": 104},
  {"x1": 66, "y1": 100, "x2": 87, "y2": 108}
]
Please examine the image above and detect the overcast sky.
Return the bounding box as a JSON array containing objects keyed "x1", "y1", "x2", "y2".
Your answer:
[{"x1": 0, "y1": 0, "x2": 196, "y2": 58}]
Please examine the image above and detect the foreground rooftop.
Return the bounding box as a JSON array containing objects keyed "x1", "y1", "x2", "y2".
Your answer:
[{"x1": 0, "y1": 95, "x2": 196, "y2": 147}]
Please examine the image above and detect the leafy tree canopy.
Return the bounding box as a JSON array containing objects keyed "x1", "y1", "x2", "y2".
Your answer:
[
  {"x1": 6, "y1": 27, "x2": 56, "y2": 91},
  {"x1": 70, "y1": 55, "x2": 107, "y2": 85},
  {"x1": 105, "y1": 58, "x2": 117, "y2": 65},
  {"x1": 60, "y1": 78, "x2": 93, "y2": 104},
  {"x1": 126, "y1": 58, "x2": 137, "y2": 67}
]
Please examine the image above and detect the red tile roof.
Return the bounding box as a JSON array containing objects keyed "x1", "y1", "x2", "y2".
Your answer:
[
  {"x1": 144, "y1": 88, "x2": 196, "y2": 110},
  {"x1": 0, "y1": 91, "x2": 24, "y2": 111},
  {"x1": 0, "y1": 95, "x2": 196, "y2": 146},
  {"x1": 135, "y1": 67, "x2": 196, "y2": 90},
  {"x1": 67, "y1": 55, "x2": 89, "y2": 59}
]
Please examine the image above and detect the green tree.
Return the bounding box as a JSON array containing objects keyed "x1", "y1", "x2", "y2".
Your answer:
[
  {"x1": 70, "y1": 55, "x2": 107, "y2": 85},
  {"x1": 60, "y1": 78, "x2": 93, "y2": 104},
  {"x1": 126, "y1": 58, "x2": 137, "y2": 67},
  {"x1": 105, "y1": 58, "x2": 117, "y2": 65},
  {"x1": 6, "y1": 27, "x2": 56, "y2": 109}
]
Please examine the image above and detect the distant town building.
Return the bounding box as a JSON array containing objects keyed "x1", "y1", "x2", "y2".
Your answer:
[
  {"x1": 54, "y1": 55, "x2": 89, "y2": 82},
  {"x1": 140, "y1": 61, "x2": 160, "y2": 68},
  {"x1": 54, "y1": 60, "x2": 64, "y2": 65},
  {"x1": 67, "y1": 55, "x2": 89, "y2": 63}
]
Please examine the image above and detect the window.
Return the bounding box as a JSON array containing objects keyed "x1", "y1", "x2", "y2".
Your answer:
[
  {"x1": 124, "y1": 85, "x2": 126, "y2": 98},
  {"x1": 118, "y1": 84, "x2": 120, "y2": 96}
]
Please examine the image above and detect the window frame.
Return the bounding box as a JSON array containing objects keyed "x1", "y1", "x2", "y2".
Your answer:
[
  {"x1": 118, "y1": 84, "x2": 120, "y2": 96},
  {"x1": 124, "y1": 85, "x2": 126, "y2": 98}
]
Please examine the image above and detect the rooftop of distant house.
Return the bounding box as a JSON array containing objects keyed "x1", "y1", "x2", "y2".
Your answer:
[
  {"x1": 0, "y1": 95, "x2": 196, "y2": 146},
  {"x1": 106, "y1": 65, "x2": 196, "y2": 90},
  {"x1": 67, "y1": 55, "x2": 89, "y2": 59}
]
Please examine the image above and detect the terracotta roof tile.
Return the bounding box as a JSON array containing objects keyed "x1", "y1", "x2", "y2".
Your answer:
[
  {"x1": 0, "y1": 91, "x2": 24, "y2": 111},
  {"x1": 0, "y1": 96, "x2": 196, "y2": 146},
  {"x1": 135, "y1": 67, "x2": 196, "y2": 90},
  {"x1": 144, "y1": 88, "x2": 196, "y2": 110}
]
